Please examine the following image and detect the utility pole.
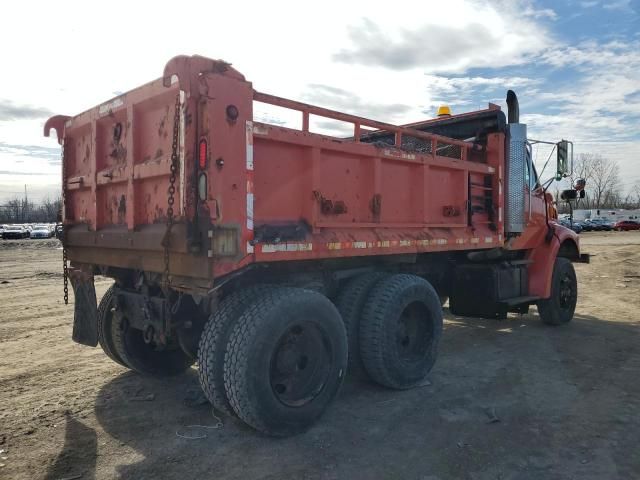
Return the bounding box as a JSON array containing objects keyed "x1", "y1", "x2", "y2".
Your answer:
[{"x1": 24, "y1": 184, "x2": 28, "y2": 223}]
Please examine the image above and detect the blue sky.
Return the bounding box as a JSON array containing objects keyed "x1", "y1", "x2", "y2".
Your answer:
[{"x1": 0, "y1": 0, "x2": 638, "y2": 201}]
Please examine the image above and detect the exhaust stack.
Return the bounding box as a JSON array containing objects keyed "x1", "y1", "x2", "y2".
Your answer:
[
  {"x1": 505, "y1": 90, "x2": 527, "y2": 235},
  {"x1": 506, "y1": 89, "x2": 519, "y2": 124}
]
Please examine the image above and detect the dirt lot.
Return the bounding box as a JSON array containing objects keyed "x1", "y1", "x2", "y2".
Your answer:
[{"x1": 1, "y1": 233, "x2": 639, "y2": 480}]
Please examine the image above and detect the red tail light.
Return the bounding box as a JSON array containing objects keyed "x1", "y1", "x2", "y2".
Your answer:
[{"x1": 199, "y1": 139, "x2": 207, "y2": 169}]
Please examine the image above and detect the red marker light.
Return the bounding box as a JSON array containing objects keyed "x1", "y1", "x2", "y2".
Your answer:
[{"x1": 199, "y1": 139, "x2": 207, "y2": 169}]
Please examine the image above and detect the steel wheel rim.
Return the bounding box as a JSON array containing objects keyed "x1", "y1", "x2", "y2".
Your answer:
[
  {"x1": 396, "y1": 301, "x2": 433, "y2": 363},
  {"x1": 558, "y1": 273, "x2": 576, "y2": 310},
  {"x1": 269, "y1": 323, "x2": 332, "y2": 407}
]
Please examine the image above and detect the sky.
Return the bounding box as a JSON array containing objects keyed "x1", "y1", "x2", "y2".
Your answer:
[{"x1": 0, "y1": 0, "x2": 638, "y2": 203}]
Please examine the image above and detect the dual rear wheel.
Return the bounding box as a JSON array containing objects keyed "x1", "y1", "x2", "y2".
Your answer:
[
  {"x1": 96, "y1": 285, "x2": 194, "y2": 376},
  {"x1": 96, "y1": 274, "x2": 444, "y2": 437},
  {"x1": 336, "y1": 274, "x2": 443, "y2": 388},
  {"x1": 197, "y1": 274, "x2": 443, "y2": 436}
]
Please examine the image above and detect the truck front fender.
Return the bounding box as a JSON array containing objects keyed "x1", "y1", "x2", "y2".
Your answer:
[{"x1": 527, "y1": 226, "x2": 580, "y2": 299}]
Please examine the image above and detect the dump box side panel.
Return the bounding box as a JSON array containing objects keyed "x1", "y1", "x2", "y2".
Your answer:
[{"x1": 237, "y1": 122, "x2": 505, "y2": 268}]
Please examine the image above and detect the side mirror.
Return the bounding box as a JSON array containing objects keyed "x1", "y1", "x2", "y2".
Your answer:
[
  {"x1": 556, "y1": 140, "x2": 572, "y2": 180},
  {"x1": 560, "y1": 189, "x2": 578, "y2": 200}
]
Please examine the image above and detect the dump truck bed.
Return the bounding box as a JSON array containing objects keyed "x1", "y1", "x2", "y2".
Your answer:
[{"x1": 46, "y1": 55, "x2": 509, "y2": 291}]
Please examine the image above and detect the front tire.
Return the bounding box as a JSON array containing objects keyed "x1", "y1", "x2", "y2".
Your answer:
[
  {"x1": 359, "y1": 274, "x2": 443, "y2": 389},
  {"x1": 224, "y1": 288, "x2": 347, "y2": 437},
  {"x1": 537, "y1": 257, "x2": 577, "y2": 325}
]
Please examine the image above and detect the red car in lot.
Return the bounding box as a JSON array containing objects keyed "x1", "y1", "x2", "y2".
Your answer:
[{"x1": 614, "y1": 220, "x2": 640, "y2": 231}]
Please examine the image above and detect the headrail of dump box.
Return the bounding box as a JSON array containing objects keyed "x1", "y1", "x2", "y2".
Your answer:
[{"x1": 252, "y1": 91, "x2": 473, "y2": 161}]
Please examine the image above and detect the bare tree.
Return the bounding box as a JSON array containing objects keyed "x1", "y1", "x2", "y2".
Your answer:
[
  {"x1": 0, "y1": 196, "x2": 62, "y2": 223},
  {"x1": 3, "y1": 197, "x2": 22, "y2": 223},
  {"x1": 630, "y1": 183, "x2": 640, "y2": 209},
  {"x1": 567, "y1": 153, "x2": 596, "y2": 209},
  {"x1": 583, "y1": 154, "x2": 620, "y2": 210},
  {"x1": 41, "y1": 196, "x2": 62, "y2": 221}
]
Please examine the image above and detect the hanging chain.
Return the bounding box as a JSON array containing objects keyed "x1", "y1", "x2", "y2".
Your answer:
[
  {"x1": 163, "y1": 94, "x2": 181, "y2": 287},
  {"x1": 61, "y1": 139, "x2": 69, "y2": 305}
]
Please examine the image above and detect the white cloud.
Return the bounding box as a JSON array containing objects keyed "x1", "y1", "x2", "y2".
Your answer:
[
  {"x1": 332, "y1": 4, "x2": 553, "y2": 73},
  {"x1": 603, "y1": 0, "x2": 634, "y2": 11},
  {"x1": 522, "y1": 5, "x2": 558, "y2": 19},
  {"x1": 0, "y1": 0, "x2": 637, "y2": 199}
]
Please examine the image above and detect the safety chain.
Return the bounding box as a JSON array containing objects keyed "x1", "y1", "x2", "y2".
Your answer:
[
  {"x1": 61, "y1": 139, "x2": 69, "y2": 304},
  {"x1": 163, "y1": 94, "x2": 181, "y2": 287}
]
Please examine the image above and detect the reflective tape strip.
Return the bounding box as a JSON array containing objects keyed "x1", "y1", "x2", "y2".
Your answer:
[
  {"x1": 246, "y1": 192, "x2": 254, "y2": 230},
  {"x1": 256, "y1": 235, "x2": 502, "y2": 254},
  {"x1": 245, "y1": 122, "x2": 254, "y2": 171},
  {"x1": 261, "y1": 243, "x2": 313, "y2": 253},
  {"x1": 245, "y1": 121, "x2": 254, "y2": 254}
]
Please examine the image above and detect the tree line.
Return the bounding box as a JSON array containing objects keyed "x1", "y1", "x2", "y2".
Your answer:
[
  {"x1": 556, "y1": 153, "x2": 640, "y2": 212},
  {"x1": 0, "y1": 196, "x2": 62, "y2": 224}
]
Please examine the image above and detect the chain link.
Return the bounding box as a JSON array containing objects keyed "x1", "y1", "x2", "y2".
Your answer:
[
  {"x1": 163, "y1": 94, "x2": 181, "y2": 287},
  {"x1": 61, "y1": 139, "x2": 69, "y2": 305}
]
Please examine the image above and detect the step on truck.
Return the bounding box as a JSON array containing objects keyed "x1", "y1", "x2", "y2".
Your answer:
[{"x1": 44, "y1": 55, "x2": 589, "y2": 436}]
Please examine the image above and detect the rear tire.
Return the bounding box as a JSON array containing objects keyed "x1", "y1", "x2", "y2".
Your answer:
[
  {"x1": 198, "y1": 286, "x2": 271, "y2": 415},
  {"x1": 334, "y1": 272, "x2": 387, "y2": 376},
  {"x1": 224, "y1": 288, "x2": 347, "y2": 437},
  {"x1": 359, "y1": 274, "x2": 443, "y2": 389},
  {"x1": 97, "y1": 285, "x2": 128, "y2": 368},
  {"x1": 111, "y1": 306, "x2": 194, "y2": 376},
  {"x1": 537, "y1": 257, "x2": 577, "y2": 326}
]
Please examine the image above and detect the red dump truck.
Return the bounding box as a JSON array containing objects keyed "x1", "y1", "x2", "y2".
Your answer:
[{"x1": 44, "y1": 55, "x2": 588, "y2": 436}]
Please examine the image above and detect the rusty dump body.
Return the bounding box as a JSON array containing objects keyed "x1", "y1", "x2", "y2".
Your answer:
[{"x1": 45, "y1": 55, "x2": 582, "y2": 300}]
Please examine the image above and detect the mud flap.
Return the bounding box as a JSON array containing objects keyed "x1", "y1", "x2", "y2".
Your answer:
[{"x1": 68, "y1": 267, "x2": 98, "y2": 347}]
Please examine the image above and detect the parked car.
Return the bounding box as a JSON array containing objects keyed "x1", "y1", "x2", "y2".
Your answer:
[
  {"x1": 589, "y1": 219, "x2": 614, "y2": 231},
  {"x1": 3, "y1": 225, "x2": 29, "y2": 239},
  {"x1": 614, "y1": 220, "x2": 640, "y2": 231},
  {"x1": 583, "y1": 219, "x2": 607, "y2": 231},
  {"x1": 559, "y1": 219, "x2": 583, "y2": 234},
  {"x1": 30, "y1": 224, "x2": 53, "y2": 239}
]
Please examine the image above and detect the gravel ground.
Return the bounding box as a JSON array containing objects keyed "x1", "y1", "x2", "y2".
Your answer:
[{"x1": 0, "y1": 232, "x2": 638, "y2": 480}]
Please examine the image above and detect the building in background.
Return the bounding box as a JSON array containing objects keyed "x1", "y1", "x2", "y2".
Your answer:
[{"x1": 567, "y1": 209, "x2": 640, "y2": 222}]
